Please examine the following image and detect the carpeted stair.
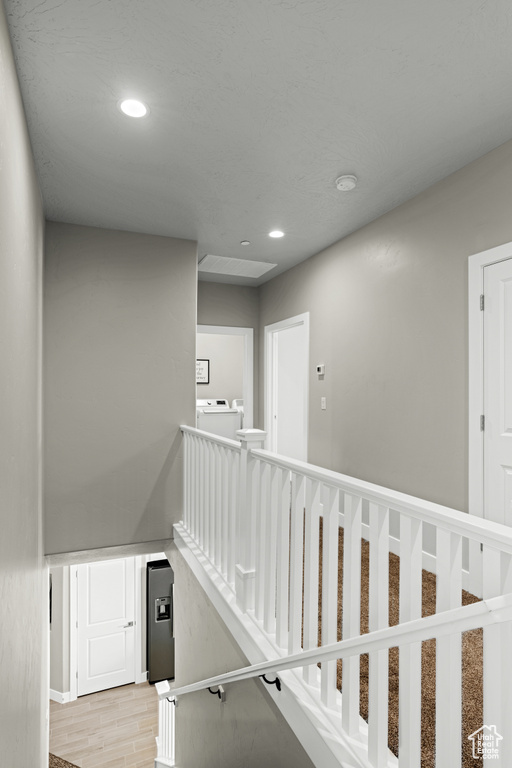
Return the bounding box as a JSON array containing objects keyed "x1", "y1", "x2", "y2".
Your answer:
[
  {"x1": 49, "y1": 754, "x2": 81, "y2": 768},
  {"x1": 317, "y1": 525, "x2": 482, "y2": 768}
]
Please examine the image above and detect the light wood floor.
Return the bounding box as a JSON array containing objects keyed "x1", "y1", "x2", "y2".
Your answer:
[{"x1": 49, "y1": 682, "x2": 158, "y2": 768}]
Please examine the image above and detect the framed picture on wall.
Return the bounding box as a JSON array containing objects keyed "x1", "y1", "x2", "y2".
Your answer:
[{"x1": 196, "y1": 359, "x2": 210, "y2": 384}]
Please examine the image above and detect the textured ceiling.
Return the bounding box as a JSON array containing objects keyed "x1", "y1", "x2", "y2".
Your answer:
[{"x1": 5, "y1": 0, "x2": 512, "y2": 285}]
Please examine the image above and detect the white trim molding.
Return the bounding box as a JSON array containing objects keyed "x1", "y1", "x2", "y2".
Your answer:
[
  {"x1": 264, "y1": 312, "x2": 310, "y2": 458},
  {"x1": 69, "y1": 565, "x2": 78, "y2": 702},
  {"x1": 49, "y1": 689, "x2": 71, "y2": 704},
  {"x1": 468, "y1": 240, "x2": 512, "y2": 596},
  {"x1": 69, "y1": 555, "x2": 152, "y2": 700},
  {"x1": 468, "y1": 241, "x2": 512, "y2": 519},
  {"x1": 197, "y1": 324, "x2": 254, "y2": 428}
]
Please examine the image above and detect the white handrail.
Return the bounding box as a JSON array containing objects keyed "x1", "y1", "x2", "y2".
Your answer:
[
  {"x1": 251, "y1": 448, "x2": 512, "y2": 553},
  {"x1": 159, "y1": 591, "x2": 512, "y2": 701},
  {"x1": 181, "y1": 424, "x2": 241, "y2": 450},
  {"x1": 175, "y1": 425, "x2": 512, "y2": 767}
]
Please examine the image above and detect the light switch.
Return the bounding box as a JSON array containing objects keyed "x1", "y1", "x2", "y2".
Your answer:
[{"x1": 321, "y1": 397, "x2": 327, "y2": 410}]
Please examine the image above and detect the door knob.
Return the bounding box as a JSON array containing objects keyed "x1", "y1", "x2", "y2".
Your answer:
[{"x1": 123, "y1": 621, "x2": 134, "y2": 628}]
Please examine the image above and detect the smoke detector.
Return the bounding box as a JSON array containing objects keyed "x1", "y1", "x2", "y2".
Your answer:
[{"x1": 335, "y1": 175, "x2": 357, "y2": 191}]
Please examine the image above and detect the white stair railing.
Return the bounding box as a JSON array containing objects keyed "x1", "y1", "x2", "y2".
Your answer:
[
  {"x1": 177, "y1": 425, "x2": 512, "y2": 768},
  {"x1": 156, "y1": 593, "x2": 512, "y2": 766},
  {"x1": 154, "y1": 680, "x2": 175, "y2": 767},
  {"x1": 182, "y1": 426, "x2": 243, "y2": 588},
  {"x1": 161, "y1": 592, "x2": 512, "y2": 695}
]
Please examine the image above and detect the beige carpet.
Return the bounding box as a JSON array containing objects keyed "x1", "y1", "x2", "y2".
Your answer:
[
  {"x1": 317, "y1": 526, "x2": 482, "y2": 768},
  {"x1": 50, "y1": 755, "x2": 80, "y2": 768}
]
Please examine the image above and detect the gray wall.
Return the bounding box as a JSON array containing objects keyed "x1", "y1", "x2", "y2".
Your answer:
[
  {"x1": 260, "y1": 137, "x2": 512, "y2": 513},
  {"x1": 44, "y1": 223, "x2": 197, "y2": 554},
  {"x1": 197, "y1": 281, "x2": 259, "y2": 329},
  {"x1": 166, "y1": 544, "x2": 315, "y2": 768},
  {"x1": 0, "y1": 3, "x2": 47, "y2": 765},
  {"x1": 197, "y1": 281, "x2": 260, "y2": 425}
]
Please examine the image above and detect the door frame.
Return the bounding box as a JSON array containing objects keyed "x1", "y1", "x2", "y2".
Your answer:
[
  {"x1": 468, "y1": 242, "x2": 512, "y2": 596},
  {"x1": 264, "y1": 312, "x2": 309, "y2": 457},
  {"x1": 468, "y1": 241, "x2": 512, "y2": 519},
  {"x1": 68, "y1": 556, "x2": 146, "y2": 701},
  {"x1": 197, "y1": 325, "x2": 254, "y2": 428}
]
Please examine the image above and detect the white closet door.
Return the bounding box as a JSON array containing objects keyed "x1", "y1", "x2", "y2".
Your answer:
[
  {"x1": 266, "y1": 313, "x2": 309, "y2": 462},
  {"x1": 483, "y1": 259, "x2": 512, "y2": 525},
  {"x1": 77, "y1": 558, "x2": 136, "y2": 696}
]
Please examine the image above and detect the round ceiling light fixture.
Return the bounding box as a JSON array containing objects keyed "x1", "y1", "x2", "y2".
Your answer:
[
  {"x1": 240, "y1": 240, "x2": 251, "y2": 246},
  {"x1": 119, "y1": 99, "x2": 148, "y2": 118},
  {"x1": 269, "y1": 230, "x2": 285, "y2": 238},
  {"x1": 335, "y1": 174, "x2": 357, "y2": 191}
]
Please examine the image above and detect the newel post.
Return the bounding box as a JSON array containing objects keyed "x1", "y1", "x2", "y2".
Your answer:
[{"x1": 235, "y1": 428, "x2": 266, "y2": 612}]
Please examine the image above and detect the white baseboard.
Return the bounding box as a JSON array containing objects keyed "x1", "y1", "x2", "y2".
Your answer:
[
  {"x1": 49, "y1": 689, "x2": 71, "y2": 704},
  {"x1": 136, "y1": 671, "x2": 148, "y2": 684}
]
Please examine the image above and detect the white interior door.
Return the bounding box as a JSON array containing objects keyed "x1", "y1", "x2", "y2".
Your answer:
[
  {"x1": 483, "y1": 258, "x2": 512, "y2": 525},
  {"x1": 265, "y1": 313, "x2": 309, "y2": 461},
  {"x1": 77, "y1": 558, "x2": 136, "y2": 696}
]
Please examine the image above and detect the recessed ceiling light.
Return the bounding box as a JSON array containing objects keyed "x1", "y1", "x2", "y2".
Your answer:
[
  {"x1": 269, "y1": 230, "x2": 284, "y2": 238},
  {"x1": 335, "y1": 175, "x2": 357, "y2": 191},
  {"x1": 240, "y1": 240, "x2": 250, "y2": 246},
  {"x1": 119, "y1": 99, "x2": 148, "y2": 118}
]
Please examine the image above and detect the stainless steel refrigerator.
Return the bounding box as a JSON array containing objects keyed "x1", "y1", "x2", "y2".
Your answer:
[{"x1": 146, "y1": 559, "x2": 175, "y2": 684}]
